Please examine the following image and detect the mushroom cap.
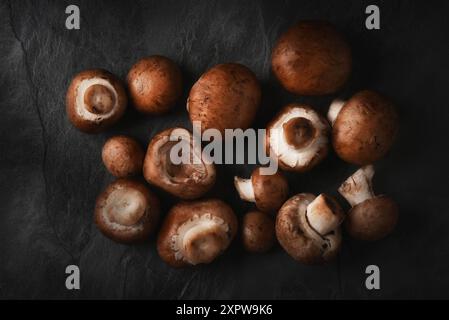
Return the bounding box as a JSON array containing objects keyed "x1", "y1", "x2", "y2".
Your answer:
[
  {"x1": 332, "y1": 90, "x2": 399, "y2": 165},
  {"x1": 345, "y1": 195, "x2": 398, "y2": 241},
  {"x1": 276, "y1": 193, "x2": 342, "y2": 264},
  {"x1": 266, "y1": 104, "x2": 329, "y2": 172},
  {"x1": 101, "y1": 135, "x2": 144, "y2": 178},
  {"x1": 251, "y1": 167, "x2": 289, "y2": 213},
  {"x1": 66, "y1": 69, "x2": 127, "y2": 133},
  {"x1": 94, "y1": 179, "x2": 160, "y2": 243},
  {"x1": 242, "y1": 211, "x2": 275, "y2": 253},
  {"x1": 127, "y1": 56, "x2": 182, "y2": 114},
  {"x1": 143, "y1": 127, "x2": 216, "y2": 199},
  {"x1": 157, "y1": 199, "x2": 238, "y2": 267},
  {"x1": 271, "y1": 21, "x2": 351, "y2": 95},
  {"x1": 187, "y1": 63, "x2": 261, "y2": 135}
]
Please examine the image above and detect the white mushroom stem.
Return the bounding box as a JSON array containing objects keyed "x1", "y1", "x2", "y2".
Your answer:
[
  {"x1": 171, "y1": 214, "x2": 229, "y2": 265},
  {"x1": 327, "y1": 99, "x2": 346, "y2": 126},
  {"x1": 105, "y1": 188, "x2": 146, "y2": 226},
  {"x1": 338, "y1": 165, "x2": 375, "y2": 207},
  {"x1": 306, "y1": 194, "x2": 343, "y2": 235},
  {"x1": 234, "y1": 176, "x2": 255, "y2": 202}
]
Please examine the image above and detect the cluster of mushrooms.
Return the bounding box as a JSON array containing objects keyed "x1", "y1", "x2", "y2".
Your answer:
[{"x1": 66, "y1": 21, "x2": 399, "y2": 267}]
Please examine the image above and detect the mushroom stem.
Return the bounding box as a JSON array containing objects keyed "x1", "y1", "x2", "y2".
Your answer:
[
  {"x1": 106, "y1": 188, "x2": 146, "y2": 226},
  {"x1": 183, "y1": 225, "x2": 225, "y2": 265},
  {"x1": 234, "y1": 177, "x2": 255, "y2": 202},
  {"x1": 172, "y1": 214, "x2": 229, "y2": 265},
  {"x1": 338, "y1": 165, "x2": 375, "y2": 207},
  {"x1": 327, "y1": 99, "x2": 346, "y2": 126},
  {"x1": 306, "y1": 194, "x2": 344, "y2": 235}
]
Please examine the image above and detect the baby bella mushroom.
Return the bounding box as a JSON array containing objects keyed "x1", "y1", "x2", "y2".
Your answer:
[
  {"x1": 234, "y1": 167, "x2": 288, "y2": 213},
  {"x1": 94, "y1": 179, "x2": 160, "y2": 243},
  {"x1": 102, "y1": 135, "x2": 144, "y2": 178},
  {"x1": 266, "y1": 104, "x2": 330, "y2": 172},
  {"x1": 143, "y1": 127, "x2": 216, "y2": 199},
  {"x1": 157, "y1": 199, "x2": 238, "y2": 267},
  {"x1": 338, "y1": 165, "x2": 399, "y2": 241},
  {"x1": 271, "y1": 21, "x2": 351, "y2": 95},
  {"x1": 127, "y1": 56, "x2": 183, "y2": 114},
  {"x1": 242, "y1": 211, "x2": 276, "y2": 253},
  {"x1": 187, "y1": 63, "x2": 261, "y2": 135},
  {"x1": 328, "y1": 90, "x2": 399, "y2": 165},
  {"x1": 276, "y1": 193, "x2": 344, "y2": 264},
  {"x1": 66, "y1": 69, "x2": 127, "y2": 133}
]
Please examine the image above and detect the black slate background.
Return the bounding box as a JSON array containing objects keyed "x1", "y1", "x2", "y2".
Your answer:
[{"x1": 1, "y1": 0, "x2": 449, "y2": 299}]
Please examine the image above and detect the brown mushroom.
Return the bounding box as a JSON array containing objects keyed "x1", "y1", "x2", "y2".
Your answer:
[
  {"x1": 271, "y1": 21, "x2": 351, "y2": 95},
  {"x1": 187, "y1": 63, "x2": 261, "y2": 135},
  {"x1": 66, "y1": 69, "x2": 127, "y2": 133},
  {"x1": 94, "y1": 179, "x2": 160, "y2": 243},
  {"x1": 157, "y1": 199, "x2": 238, "y2": 267},
  {"x1": 127, "y1": 56, "x2": 182, "y2": 114},
  {"x1": 328, "y1": 90, "x2": 399, "y2": 165},
  {"x1": 234, "y1": 167, "x2": 288, "y2": 213},
  {"x1": 143, "y1": 127, "x2": 216, "y2": 199},
  {"x1": 266, "y1": 104, "x2": 330, "y2": 172},
  {"x1": 276, "y1": 193, "x2": 344, "y2": 264},
  {"x1": 242, "y1": 211, "x2": 275, "y2": 253},
  {"x1": 338, "y1": 165, "x2": 399, "y2": 241},
  {"x1": 101, "y1": 135, "x2": 144, "y2": 178}
]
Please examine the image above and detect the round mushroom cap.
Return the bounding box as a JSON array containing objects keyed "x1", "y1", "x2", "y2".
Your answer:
[
  {"x1": 94, "y1": 179, "x2": 160, "y2": 243},
  {"x1": 242, "y1": 211, "x2": 275, "y2": 253},
  {"x1": 143, "y1": 127, "x2": 216, "y2": 199},
  {"x1": 266, "y1": 104, "x2": 329, "y2": 172},
  {"x1": 187, "y1": 63, "x2": 261, "y2": 135},
  {"x1": 127, "y1": 56, "x2": 182, "y2": 114},
  {"x1": 251, "y1": 168, "x2": 289, "y2": 213},
  {"x1": 276, "y1": 193, "x2": 342, "y2": 264},
  {"x1": 102, "y1": 136, "x2": 144, "y2": 178},
  {"x1": 345, "y1": 195, "x2": 398, "y2": 241},
  {"x1": 66, "y1": 69, "x2": 127, "y2": 133},
  {"x1": 271, "y1": 21, "x2": 351, "y2": 95},
  {"x1": 332, "y1": 90, "x2": 399, "y2": 165},
  {"x1": 157, "y1": 199, "x2": 238, "y2": 267}
]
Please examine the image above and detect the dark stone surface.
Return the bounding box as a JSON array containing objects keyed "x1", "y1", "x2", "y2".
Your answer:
[{"x1": 0, "y1": 0, "x2": 448, "y2": 299}]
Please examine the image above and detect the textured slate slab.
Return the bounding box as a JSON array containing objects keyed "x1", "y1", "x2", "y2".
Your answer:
[{"x1": 1, "y1": 0, "x2": 449, "y2": 299}]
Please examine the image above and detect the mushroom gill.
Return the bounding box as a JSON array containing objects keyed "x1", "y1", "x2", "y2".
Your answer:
[
  {"x1": 267, "y1": 105, "x2": 329, "y2": 172},
  {"x1": 143, "y1": 127, "x2": 216, "y2": 199}
]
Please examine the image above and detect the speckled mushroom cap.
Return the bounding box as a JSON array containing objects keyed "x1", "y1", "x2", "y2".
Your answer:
[
  {"x1": 157, "y1": 199, "x2": 238, "y2": 268},
  {"x1": 276, "y1": 193, "x2": 344, "y2": 264},
  {"x1": 143, "y1": 127, "x2": 216, "y2": 200},
  {"x1": 242, "y1": 211, "x2": 275, "y2": 253},
  {"x1": 66, "y1": 69, "x2": 127, "y2": 133},
  {"x1": 339, "y1": 165, "x2": 399, "y2": 241},
  {"x1": 328, "y1": 90, "x2": 399, "y2": 165},
  {"x1": 94, "y1": 179, "x2": 160, "y2": 243},
  {"x1": 127, "y1": 56, "x2": 182, "y2": 114},
  {"x1": 187, "y1": 63, "x2": 261, "y2": 135},
  {"x1": 345, "y1": 196, "x2": 398, "y2": 241},
  {"x1": 266, "y1": 104, "x2": 330, "y2": 172},
  {"x1": 234, "y1": 167, "x2": 289, "y2": 213},
  {"x1": 271, "y1": 21, "x2": 352, "y2": 95},
  {"x1": 101, "y1": 135, "x2": 144, "y2": 178}
]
